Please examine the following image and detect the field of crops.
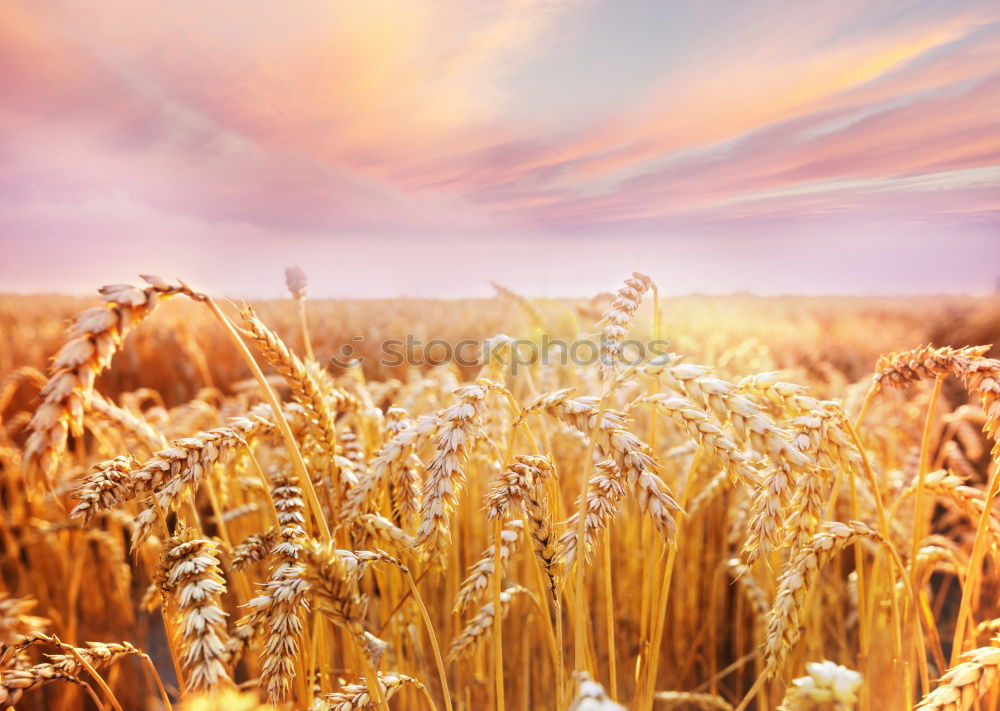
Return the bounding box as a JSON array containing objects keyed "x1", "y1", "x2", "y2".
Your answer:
[{"x1": 1, "y1": 271, "x2": 998, "y2": 711}]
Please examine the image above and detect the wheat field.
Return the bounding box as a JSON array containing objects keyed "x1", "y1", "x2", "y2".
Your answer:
[{"x1": 1, "y1": 271, "x2": 999, "y2": 711}]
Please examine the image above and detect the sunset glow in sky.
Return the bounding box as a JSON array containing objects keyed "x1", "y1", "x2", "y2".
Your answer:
[{"x1": 1, "y1": 1, "x2": 998, "y2": 296}]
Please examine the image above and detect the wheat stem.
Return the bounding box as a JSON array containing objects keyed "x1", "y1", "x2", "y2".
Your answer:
[{"x1": 950, "y1": 466, "x2": 1000, "y2": 664}]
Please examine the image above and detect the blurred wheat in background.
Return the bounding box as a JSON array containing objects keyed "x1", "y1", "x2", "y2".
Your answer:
[{"x1": 1, "y1": 270, "x2": 999, "y2": 711}]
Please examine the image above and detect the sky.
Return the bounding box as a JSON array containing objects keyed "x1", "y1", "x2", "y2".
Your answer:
[{"x1": 0, "y1": 0, "x2": 998, "y2": 298}]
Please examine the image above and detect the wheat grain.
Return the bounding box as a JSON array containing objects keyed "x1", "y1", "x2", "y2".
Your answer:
[
  {"x1": 898, "y1": 469, "x2": 1000, "y2": 553},
  {"x1": 636, "y1": 357, "x2": 812, "y2": 475},
  {"x1": 491, "y1": 281, "x2": 545, "y2": 330},
  {"x1": 873, "y1": 346, "x2": 991, "y2": 391},
  {"x1": 42, "y1": 640, "x2": 143, "y2": 678},
  {"x1": 127, "y1": 416, "x2": 275, "y2": 550},
  {"x1": 637, "y1": 393, "x2": 760, "y2": 487},
  {"x1": 388, "y1": 452, "x2": 423, "y2": 525},
  {"x1": 484, "y1": 454, "x2": 556, "y2": 520},
  {"x1": 725, "y1": 558, "x2": 770, "y2": 620},
  {"x1": 86, "y1": 390, "x2": 167, "y2": 452},
  {"x1": 0, "y1": 638, "x2": 142, "y2": 706},
  {"x1": 86, "y1": 529, "x2": 132, "y2": 603},
  {"x1": 235, "y1": 470, "x2": 310, "y2": 700},
  {"x1": 285, "y1": 266, "x2": 307, "y2": 300},
  {"x1": 244, "y1": 564, "x2": 310, "y2": 702},
  {"x1": 69, "y1": 454, "x2": 138, "y2": 524},
  {"x1": 349, "y1": 513, "x2": 416, "y2": 550},
  {"x1": 241, "y1": 307, "x2": 354, "y2": 457},
  {"x1": 876, "y1": 345, "x2": 1000, "y2": 452},
  {"x1": 687, "y1": 468, "x2": 733, "y2": 517},
  {"x1": 339, "y1": 429, "x2": 367, "y2": 469},
  {"x1": 911, "y1": 545, "x2": 967, "y2": 585}
]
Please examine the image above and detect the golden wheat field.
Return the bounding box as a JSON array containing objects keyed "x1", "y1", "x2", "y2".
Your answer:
[{"x1": 1, "y1": 271, "x2": 999, "y2": 711}]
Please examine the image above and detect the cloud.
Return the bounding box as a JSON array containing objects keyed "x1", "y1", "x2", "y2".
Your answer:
[{"x1": 0, "y1": 0, "x2": 997, "y2": 294}]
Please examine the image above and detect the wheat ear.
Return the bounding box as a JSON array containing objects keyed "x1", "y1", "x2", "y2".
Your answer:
[
  {"x1": 915, "y1": 636, "x2": 1000, "y2": 710},
  {"x1": 596, "y1": 272, "x2": 653, "y2": 382},
  {"x1": 310, "y1": 674, "x2": 423, "y2": 710},
  {"x1": 447, "y1": 585, "x2": 526, "y2": 663},
  {"x1": 155, "y1": 527, "x2": 231, "y2": 691},
  {"x1": 415, "y1": 383, "x2": 494, "y2": 556},
  {"x1": 25, "y1": 276, "x2": 200, "y2": 478},
  {"x1": 764, "y1": 521, "x2": 883, "y2": 678},
  {"x1": 453, "y1": 520, "x2": 524, "y2": 613},
  {"x1": 778, "y1": 660, "x2": 862, "y2": 711}
]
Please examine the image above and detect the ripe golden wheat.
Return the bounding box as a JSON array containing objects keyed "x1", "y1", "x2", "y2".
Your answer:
[{"x1": 0, "y1": 271, "x2": 999, "y2": 710}]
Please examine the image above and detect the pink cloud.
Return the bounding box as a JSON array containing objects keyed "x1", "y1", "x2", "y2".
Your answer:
[{"x1": 0, "y1": 0, "x2": 997, "y2": 295}]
